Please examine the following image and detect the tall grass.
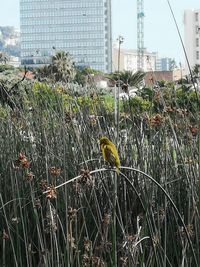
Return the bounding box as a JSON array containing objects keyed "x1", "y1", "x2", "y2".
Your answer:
[{"x1": 0, "y1": 80, "x2": 200, "y2": 266}]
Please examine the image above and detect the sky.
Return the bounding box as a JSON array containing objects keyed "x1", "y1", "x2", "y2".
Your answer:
[{"x1": 0, "y1": 0, "x2": 199, "y2": 64}]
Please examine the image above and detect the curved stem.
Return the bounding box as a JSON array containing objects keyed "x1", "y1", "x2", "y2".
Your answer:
[{"x1": 43, "y1": 166, "x2": 198, "y2": 265}]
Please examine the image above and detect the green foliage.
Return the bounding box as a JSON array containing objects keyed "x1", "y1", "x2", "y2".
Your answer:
[
  {"x1": 157, "y1": 80, "x2": 167, "y2": 88},
  {"x1": 73, "y1": 67, "x2": 103, "y2": 86},
  {"x1": 175, "y1": 88, "x2": 200, "y2": 112},
  {"x1": 0, "y1": 64, "x2": 14, "y2": 72},
  {"x1": 101, "y1": 94, "x2": 115, "y2": 112},
  {"x1": 125, "y1": 95, "x2": 152, "y2": 113},
  {"x1": 32, "y1": 82, "x2": 63, "y2": 111},
  {"x1": 0, "y1": 70, "x2": 32, "y2": 110},
  {"x1": 51, "y1": 51, "x2": 76, "y2": 82},
  {"x1": 139, "y1": 86, "x2": 154, "y2": 101},
  {"x1": 0, "y1": 105, "x2": 9, "y2": 118},
  {"x1": 80, "y1": 66, "x2": 102, "y2": 75},
  {"x1": 73, "y1": 69, "x2": 87, "y2": 86},
  {"x1": 110, "y1": 70, "x2": 145, "y2": 89},
  {"x1": 1, "y1": 68, "x2": 200, "y2": 266},
  {"x1": 192, "y1": 64, "x2": 200, "y2": 77},
  {"x1": 34, "y1": 65, "x2": 50, "y2": 81},
  {"x1": 35, "y1": 51, "x2": 76, "y2": 83}
]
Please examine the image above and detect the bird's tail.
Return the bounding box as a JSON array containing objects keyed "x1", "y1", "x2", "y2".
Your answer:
[{"x1": 116, "y1": 166, "x2": 120, "y2": 175}]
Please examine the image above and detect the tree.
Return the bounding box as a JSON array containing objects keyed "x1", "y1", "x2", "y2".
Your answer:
[
  {"x1": 192, "y1": 64, "x2": 200, "y2": 78},
  {"x1": 119, "y1": 70, "x2": 145, "y2": 87},
  {"x1": 110, "y1": 70, "x2": 145, "y2": 93},
  {"x1": 35, "y1": 51, "x2": 76, "y2": 83},
  {"x1": 34, "y1": 65, "x2": 50, "y2": 81},
  {"x1": 50, "y1": 51, "x2": 76, "y2": 83},
  {"x1": 73, "y1": 66, "x2": 103, "y2": 86},
  {"x1": 74, "y1": 69, "x2": 87, "y2": 86}
]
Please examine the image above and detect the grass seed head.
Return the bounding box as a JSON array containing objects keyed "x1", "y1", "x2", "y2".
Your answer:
[
  {"x1": 46, "y1": 185, "x2": 57, "y2": 199},
  {"x1": 68, "y1": 207, "x2": 77, "y2": 221},
  {"x1": 39, "y1": 179, "x2": 48, "y2": 191},
  {"x1": 102, "y1": 213, "x2": 111, "y2": 225},
  {"x1": 79, "y1": 169, "x2": 93, "y2": 186},
  {"x1": 26, "y1": 172, "x2": 34, "y2": 181},
  {"x1": 84, "y1": 238, "x2": 92, "y2": 252},
  {"x1": 50, "y1": 166, "x2": 61, "y2": 176}
]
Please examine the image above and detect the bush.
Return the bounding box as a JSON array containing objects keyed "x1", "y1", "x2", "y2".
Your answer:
[
  {"x1": 0, "y1": 64, "x2": 14, "y2": 73},
  {"x1": 0, "y1": 71, "x2": 200, "y2": 266}
]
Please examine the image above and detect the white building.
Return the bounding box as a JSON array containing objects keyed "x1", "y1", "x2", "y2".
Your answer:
[
  {"x1": 9, "y1": 56, "x2": 20, "y2": 67},
  {"x1": 184, "y1": 9, "x2": 200, "y2": 73},
  {"x1": 20, "y1": 0, "x2": 112, "y2": 73},
  {"x1": 112, "y1": 46, "x2": 157, "y2": 72}
]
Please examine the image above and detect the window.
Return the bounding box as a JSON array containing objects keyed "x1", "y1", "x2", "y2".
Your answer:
[
  {"x1": 195, "y1": 12, "x2": 199, "y2": 22},
  {"x1": 196, "y1": 38, "x2": 199, "y2": 47},
  {"x1": 197, "y1": 51, "x2": 199, "y2": 60}
]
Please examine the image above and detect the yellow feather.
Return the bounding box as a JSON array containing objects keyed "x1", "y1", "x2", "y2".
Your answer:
[{"x1": 100, "y1": 136, "x2": 120, "y2": 174}]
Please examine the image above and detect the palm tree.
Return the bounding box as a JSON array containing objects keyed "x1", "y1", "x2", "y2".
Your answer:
[
  {"x1": 111, "y1": 70, "x2": 145, "y2": 93},
  {"x1": 50, "y1": 51, "x2": 76, "y2": 83},
  {"x1": 119, "y1": 70, "x2": 145, "y2": 87}
]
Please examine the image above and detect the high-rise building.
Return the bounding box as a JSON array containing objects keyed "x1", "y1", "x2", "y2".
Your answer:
[
  {"x1": 184, "y1": 9, "x2": 200, "y2": 73},
  {"x1": 20, "y1": 0, "x2": 112, "y2": 73},
  {"x1": 156, "y1": 57, "x2": 176, "y2": 71}
]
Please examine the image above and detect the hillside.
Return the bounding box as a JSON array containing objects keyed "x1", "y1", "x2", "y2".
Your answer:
[{"x1": 0, "y1": 26, "x2": 20, "y2": 57}]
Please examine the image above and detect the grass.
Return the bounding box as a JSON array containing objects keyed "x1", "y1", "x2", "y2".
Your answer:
[{"x1": 0, "y1": 79, "x2": 200, "y2": 266}]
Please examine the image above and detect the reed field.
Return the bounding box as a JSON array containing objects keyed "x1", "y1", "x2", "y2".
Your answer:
[{"x1": 0, "y1": 67, "x2": 200, "y2": 267}]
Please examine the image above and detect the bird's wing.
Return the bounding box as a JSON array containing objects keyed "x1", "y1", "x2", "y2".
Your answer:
[{"x1": 104, "y1": 145, "x2": 116, "y2": 165}]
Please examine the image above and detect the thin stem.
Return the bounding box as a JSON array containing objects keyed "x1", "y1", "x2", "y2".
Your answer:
[{"x1": 46, "y1": 166, "x2": 198, "y2": 266}]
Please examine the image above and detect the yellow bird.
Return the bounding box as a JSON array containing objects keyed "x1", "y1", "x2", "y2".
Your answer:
[{"x1": 100, "y1": 136, "x2": 120, "y2": 174}]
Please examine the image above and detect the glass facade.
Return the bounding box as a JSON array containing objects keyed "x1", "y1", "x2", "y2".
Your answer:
[{"x1": 20, "y1": 0, "x2": 112, "y2": 73}]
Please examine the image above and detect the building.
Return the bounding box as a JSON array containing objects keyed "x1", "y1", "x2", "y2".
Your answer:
[
  {"x1": 8, "y1": 56, "x2": 20, "y2": 68},
  {"x1": 145, "y1": 70, "x2": 183, "y2": 86},
  {"x1": 112, "y1": 45, "x2": 157, "y2": 72},
  {"x1": 20, "y1": 0, "x2": 112, "y2": 73},
  {"x1": 156, "y1": 57, "x2": 176, "y2": 71},
  {"x1": 184, "y1": 9, "x2": 200, "y2": 73}
]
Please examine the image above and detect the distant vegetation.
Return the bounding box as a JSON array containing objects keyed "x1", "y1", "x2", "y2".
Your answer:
[{"x1": 0, "y1": 54, "x2": 200, "y2": 266}]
